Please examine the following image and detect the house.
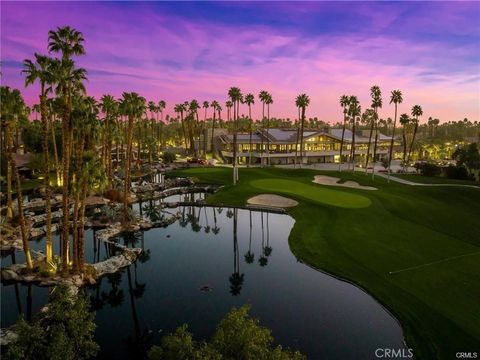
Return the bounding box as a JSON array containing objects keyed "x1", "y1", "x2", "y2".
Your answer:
[{"x1": 217, "y1": 128, "x2": 400, "y2": 165}]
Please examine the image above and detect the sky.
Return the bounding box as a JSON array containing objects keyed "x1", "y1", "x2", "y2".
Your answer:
[{"x1": 1, "y1": 1, "x2": 479, "y2": 123}]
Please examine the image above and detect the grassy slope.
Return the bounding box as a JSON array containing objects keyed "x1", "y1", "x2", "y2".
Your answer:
[
  {"x1": 391, "y1": 173, "x2": 480, "y2": 186},
  {"x1": 170, "y1": 166, "x2": 480, "y2": 359}
]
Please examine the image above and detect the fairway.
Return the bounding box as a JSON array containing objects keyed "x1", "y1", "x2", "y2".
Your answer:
[
  {"x1": 250, "y1": 178, "x2": 371, "y2": 208},
  {"x1": 170, "y1": 166, "x2": 480, "y2": 360}
]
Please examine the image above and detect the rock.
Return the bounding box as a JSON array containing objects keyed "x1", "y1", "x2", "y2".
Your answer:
[
  {"x1": 0, "y1": 328, "x2": 18, "y2": 346},
  {"x1": 1, "y1": 269, "x2": 18, "y2": 281}
]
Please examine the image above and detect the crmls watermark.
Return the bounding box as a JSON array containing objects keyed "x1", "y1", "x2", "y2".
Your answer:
[
  {"x1": 456, "y1": 352, "x2": 478, "y2": 359},
  {"x1": 375, "y1": 348, "x2": 414, "y2": 358}
]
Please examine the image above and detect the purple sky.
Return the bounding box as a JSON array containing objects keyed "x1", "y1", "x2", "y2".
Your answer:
[{"x1": 1, "y1": 1, "x2": 479, "y2": 123}]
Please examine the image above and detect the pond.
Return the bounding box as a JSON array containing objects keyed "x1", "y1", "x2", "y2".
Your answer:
[{"x1": 1, "y1": 205, "x2": 404, "y2": 359}]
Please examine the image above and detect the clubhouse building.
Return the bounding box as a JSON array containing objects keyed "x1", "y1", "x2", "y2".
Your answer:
[{"x1": 216, "y1": 128, "x2": 398, "y2": 165}]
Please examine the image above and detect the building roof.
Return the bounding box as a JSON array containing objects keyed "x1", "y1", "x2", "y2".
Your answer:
[{"x1": 220, "y1": 128, "x2": 392, "y2": 144}]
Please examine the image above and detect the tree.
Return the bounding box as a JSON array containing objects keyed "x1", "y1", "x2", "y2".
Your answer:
[
  {"x1": 147, "y1": 305, "x2": 304, "y2": 360},
  {"x1": 121, "y1": 92, "x2": 146, "y2": 223},
  {"x1": 406, "y1": 105, "x2": 423, "y2": 166},
  {"x1": 258, "y1": 90, "x2": 269, "y2": 166},
  {"x1": 368, "y1": 86, "x2": 382, "y2": 179},
  {"x1": 265, "y1": 93, "x2": 273, "y2": 166},
  {"x1": 387, "y1": 90, "x2": 403, "y2": 181},
  {"x1": 453, "y1": 142, "x2": 480, "y2": 177},
  {"x1": 202, "y1": 100, "x2": 209, "y2": 157},
  {"x1": 5, "y1": 285, "x2": 99, "y2": 360},
  {"x1": 338, "y1": 95, "x2": 350, "y2": 171},
  {"x1": 0, "y1": 87, "x2": 34, "y2": 270},
  {"x1": 22, "y1": 53, "x2": 57, "y2": 268},
  {"x1": 100, "y1": 95, "x2": 117, "y2": 189},
  {"x1": 228, "y1": 87, "x2": 242, "y2": 184},
  {"x1": 348, "y1": 96, "x2": 361, "y2": 171},
  {"x1": 188, "y1": 99, "x2": 200, "y2": 156},
  {"x1": 244, "y1": 93, "x2": 255, "y2": 167},
  {"x1": 295, "y1": 94, "x2": 310, "y2": 167},
  {"x1": 210, "y1": 100, "x2": 220, "y2": 154},
  {"x1": 399, "y1": 113, "x2": 411, "y2": 170},
  {"x1": 48, "y1": 25, "x2": 87, "y2": 272}
]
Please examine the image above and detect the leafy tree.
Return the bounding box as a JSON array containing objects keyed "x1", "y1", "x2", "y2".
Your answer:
[
  {"x1": 453, "y1": 142, "x2": 480, "y2": 177},
  {"x1": 147, "y1": 306, "x2": 304, "y2": 360},
  {"x1": 162, "y1": 151, "x2": 176, "y2": 164},
  {"x1": 5, "y1": 285, "x2": 99, "y2": 360}
]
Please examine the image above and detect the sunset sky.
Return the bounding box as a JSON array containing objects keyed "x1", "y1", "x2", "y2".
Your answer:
[{"x1": 1, "y1": 1, "x2": 479, "y2": 123}]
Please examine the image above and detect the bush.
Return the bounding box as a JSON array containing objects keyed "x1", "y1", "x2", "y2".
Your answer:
[
  {"x1": 148, "y1": 305, "x2": 304, "y2": 360},
  {"x1": 4, "y1": 285, "x2": 99, "y2": 360},
  {"x1": 162, "y1": 151, "x2": 176, "y2": 164},
  {"x1": 444, "y1": 165, "x2": 473, "y2": 180},
  {"x1": 417, "y1": 162, "x2": 441, "y2": 177}
]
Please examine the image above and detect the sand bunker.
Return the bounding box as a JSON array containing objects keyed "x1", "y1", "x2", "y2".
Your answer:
[
  {"x1": 312, "y1": 175, "x2": 377, "y2": 190},
  {"x1": 247, "y1": 194, "x2": 298, "y2": 208}
]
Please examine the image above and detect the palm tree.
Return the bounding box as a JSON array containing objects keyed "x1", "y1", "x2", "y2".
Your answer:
[
  {"x1": 338, "y1": 95, "x2": 350, "y2": 171},
  {"x1": 228, "y1": 87, "x2": 242, "y2": 184},
  {"x1": 22, "y1": 53, "x2": 57, "y2": 267},
  {"x1": 407, "y1": 105, "x2": 423, "y2": 166},
  {"x1": 399, "y1": 113, "x2": 411, "y2": 170},
  {"x1": 348, "y1": 96, "x2": 361, "y2": 172},
  {"x1": 48, "y1": 25, "x2": 86, "y2": 272},
  {"x1": 296, "y1": 94, "x2": 310, "y2": 167},
  {"x1": 0, "y1": 87, "x2": 33, "y2": 269},
  {"x1": 188, "y1": 99, "x2": 200, "y2": 156},
  {"x1": 210, "y1": 100, "x2": 220, "y2": 154},
  {"x1": 265, "y1": 93, "x2": 273, "y2": 166},
  {"x1": 244, "y1": 93, "x2": 255, "y2": 167},
  {"x1": 202, "y1": 100, "x2": 209, "y2": 157},
  {"x1": 121, "y1": 92, "x2": 146, "y2": 222},
  {"x1": 365, "y1": 86, "x2": 382, "y2": 178},
  {"x1": 100, "y1": 95, "x2": 117, "y2": 189},
  {"x1": 387, "y1": 90, "x2": 403, "y2": 182},
  {"x1": 174, "y1": 103, "x2": 187, "y2": 149},
  {"x1": 258, "y1": 90, "x2": 269, "y2": 166}
]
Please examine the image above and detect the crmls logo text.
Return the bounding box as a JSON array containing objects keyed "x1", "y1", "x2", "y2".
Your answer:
[
  {"x1": 375, "y1": 348, "x2": 414, "y2": 358},
  {"x1": 456, "y1": 352, "x2": 478, "y2": 359}
]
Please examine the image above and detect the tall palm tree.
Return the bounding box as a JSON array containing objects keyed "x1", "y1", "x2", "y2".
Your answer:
[
  {"x1": 244, "y1": 93, "x2": 255, "y2": 167},
  {"x1": 407, "y1": 105, "x2": 423, "y2": 166},
  {"x1": 174, "y1": 103, "x2": 187, "y2": 149},
  {"x1": 258, "y1": 90, "x2": 269, "y2": 166},
  {"x1": 202, "y1": 101, "x2": 209, "y2": 157},
  {"x1": 265, "y1": 93, "x2": 273, "y2": 166},
  {"x1": 296, "y1": 94, "x2": 310, "y2": 167},
  {"x1": 22, "y1": 53, "x2": 57, "y2": 267},
  {"x1": 100, "y1": 95, "x2": 117, "y2": 189},
  {"x1": 48, "y1": 26, "x2": 86, "y2": 272},
  {"x1": 399, "y1": 113, "x2": 411, "y2": 170},
  {"x1": 365, "y1": 86, "x2": 382, "y2": 178},
  {"x1": 348, "y1": 96, "x2": 361, "y2": 172},
  {"x1": 228, "y1": 87, "x2": 242, "y2": 184},
  {"x1": 387, "y1": 90, "x2": 403, "y2": 182},
  {"x1": 0, "y1": 87, "x2": 34, "y2": 269},
  {"x1": 338, "y1": 95, "x2": 350, "y2": 171},
  {"x1": 121, "y1": 92, "x2": 146, "y2": 222},
  {"x1": 188, "y1": 99, "x2": 200, "y2": 156},
  {"x1": 210, "y1": 100, "x2": 220, "y2": 154}
]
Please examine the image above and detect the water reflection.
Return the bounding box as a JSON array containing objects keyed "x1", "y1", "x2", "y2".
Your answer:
[{"x1": 2, "y1": 204, "x2": 404, "y2": 359}]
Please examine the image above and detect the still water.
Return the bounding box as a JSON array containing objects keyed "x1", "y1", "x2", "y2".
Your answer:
[{"x1": 1, "y1": 204, "x2": 404, "y2": 359}]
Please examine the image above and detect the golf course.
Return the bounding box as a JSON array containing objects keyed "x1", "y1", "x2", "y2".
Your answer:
[{"x1": 170, "y1": 166, "x2": 480, "y2": 360}]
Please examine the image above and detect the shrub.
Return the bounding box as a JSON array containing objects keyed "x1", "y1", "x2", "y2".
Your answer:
[
  {"x1": 417, "y1": 162, "x2": 441, "y2": 177},
  {"x1": 162, "y1": 151, "x2": 176, "y2": 164},
  {"x1": 444, "y1": 165, "x2": 473, "y2": 180}
]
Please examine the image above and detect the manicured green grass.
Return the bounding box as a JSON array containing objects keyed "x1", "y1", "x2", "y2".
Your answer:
[
  {"x1": 170, "y1": 166, "x2": 480, "y2": 360},
  {"x1": 392, "y1": 173, "x2": 480, "y2": 186}
]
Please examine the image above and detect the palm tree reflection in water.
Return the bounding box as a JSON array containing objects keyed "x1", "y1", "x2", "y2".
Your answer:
[{"x1": 229, "y1": 208, "x2": 244, "y2": 296}]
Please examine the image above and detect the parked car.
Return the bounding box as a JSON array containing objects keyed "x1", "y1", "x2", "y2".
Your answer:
[{"x1": 187, "y1": 158, "x2": 207, "y2": 165}]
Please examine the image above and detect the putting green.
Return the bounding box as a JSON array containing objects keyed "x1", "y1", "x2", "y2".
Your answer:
[{"x1": 250, "y1": 179, "x2": 371, "y2": 208}]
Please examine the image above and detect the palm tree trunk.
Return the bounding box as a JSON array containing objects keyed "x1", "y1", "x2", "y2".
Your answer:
[
  {"x1": 211, "y1": 111, "x2": 216, "y2": 154},
  {"x1": 248, "y1": 105, "x2": 252, "y2": 167},
  {"x1": 78, "y1": 181, "x2": 87, "y2": 273},
  {"x1": 294, "y1": 107, "x2": 300, "y2": 168},
  {"x1": 365, "y1": 117, "x2": 375, "y2": 174},
  {"x1": 387, "y1": 104, "x2": 398, "y2": 182},
  {"x1": 40, "y1": 89, "x2": 53, "y2": 264},
  {"x1": 124, "y1": 115, "x2": 134, "y2": 222},
  {"x1": 339, "y1": 113, "x2": 347, "y2": 172},
  {"x1": 299, "y1": 107, "x2": 306, "y2": 167},
  {"x1": 407, "y1": 121, "x2": 419, "y2": 167},
  {"x1": 10, "y1": 145, "x2": 33, "y2": 269},
  {"x1": 51, "y1": 116, "x2": 61, "y2": 186},
  {"x1": 233, "y1": 101, "x2": 238, "y2": 185},
  {"x1": 371, "y1": 117, "x2": 379, "y2": 180},
  {"x1": 351, "y1": 118, "x2": 356, "y2": 172},
  {"x1": 61, "y1": 96, "x2": 71, "y2": 273},
  {"x1": 5, "y1": 124, "x2": 13, "y2": 219}
]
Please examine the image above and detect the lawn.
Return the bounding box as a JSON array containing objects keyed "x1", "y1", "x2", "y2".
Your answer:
[
  {"x1": 391, "y1": 173, "x2": 480, "y2": 186},
  {"x1": 169, "y1": 166, "x2": 480, "y2": 360}
]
